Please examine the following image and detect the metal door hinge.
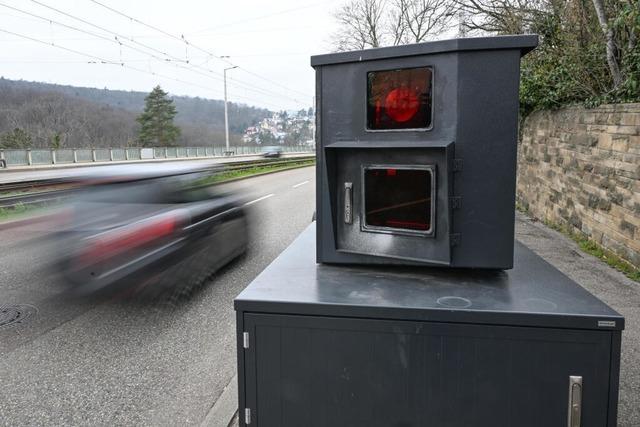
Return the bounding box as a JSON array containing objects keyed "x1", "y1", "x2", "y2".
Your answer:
[
  {"x1": 450, "y1": 233, "x2": 461, "y2": 247},
  {"x1": 243, "y1": 332, "x2": 250, "y2": 349},
  {"x1": 244, "y1": 408, "x2": 252, "y2": 425},
  {"x1": 568, "y1": 376, "x2": 582, "y2": 427},
  {"x1": 452, "y1": 158, "x2": 463, "y2": 172},
  {"x1": 450, "y1": 197, "x2": 462, "y2": 210}
]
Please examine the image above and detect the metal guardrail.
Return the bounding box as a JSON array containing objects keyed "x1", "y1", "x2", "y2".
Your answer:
[
  {"x1": 0, "y1": 156, "x2": 315, "y2": 208},
  {"x1": 0, "y1": 145, "x2": 314, "y2": 168}
]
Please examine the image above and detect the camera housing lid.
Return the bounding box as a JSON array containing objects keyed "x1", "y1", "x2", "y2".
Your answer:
[{"x1": 311, "y1": 35, "x2": 538, "y2": 269}]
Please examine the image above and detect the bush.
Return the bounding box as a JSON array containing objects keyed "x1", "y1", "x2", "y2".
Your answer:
[{"x1": 520, "y1": 0, "x2": 640, "y2": 116}]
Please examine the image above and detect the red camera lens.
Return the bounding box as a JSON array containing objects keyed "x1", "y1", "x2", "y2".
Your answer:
[{"x1": 384, "y1": 88, "x2": 419, "y2": 123}]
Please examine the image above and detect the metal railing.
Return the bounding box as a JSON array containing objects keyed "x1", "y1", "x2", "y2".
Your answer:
[{"x1": 0, "y1": 145, "x2": 314, "y2": 168}]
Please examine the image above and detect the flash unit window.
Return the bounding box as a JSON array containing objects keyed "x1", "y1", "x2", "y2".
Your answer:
[
  {"x1": 367, "y1": 67, "x2": 432, "y2": 130},
  {"x1": 363, "y1": 166, "x2": 435, "y2": 234}
]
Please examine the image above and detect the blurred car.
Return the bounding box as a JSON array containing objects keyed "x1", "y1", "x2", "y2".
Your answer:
[
  {"x1": 261, "y1": 146, "x2": 282, "y2": 158},
  {"x1": 50, "y1": 163, "x2": 248, "y2": 299}
]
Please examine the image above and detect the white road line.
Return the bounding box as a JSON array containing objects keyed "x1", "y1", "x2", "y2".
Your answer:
[
  {"x1": 292, "y1": 180, "x2": 309, "y2": 188},
  {"x1": 244, "y1": 193, "x2": 275, "y2": 206}
]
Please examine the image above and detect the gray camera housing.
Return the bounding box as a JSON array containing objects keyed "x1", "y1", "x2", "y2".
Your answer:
[{"x1": 311, "y1": 35, "x2": 538, "y2": 269}]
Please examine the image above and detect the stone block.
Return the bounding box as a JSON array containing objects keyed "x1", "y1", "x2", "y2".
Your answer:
[
  {"x1": 598, "y1": 133, "x2": 613, "y2": 150},
  {"x1": 619, "y1": 219, "x2": 636, "y2": 239},
  {"x1": 615, "y1": 162, "x2": 640, "y2": 180},
  {"x1": 608, "y1": 191, "x2": 624, "y2": 206},
  {"x1": 609, "y1": 112, "x2": 623, "y2": 125},
  {"x1": 611, "y1": 136, "x2": 630, "y2": 152},
  {"x1": 620, "y1": 113, "x2": 640, "y2": 126},
  {"x1": 610, "y1": 125, "x2": 640, "y2": 135},
  {"x1": 569, "y1": 213, "x2": 582, "y2": 229}
]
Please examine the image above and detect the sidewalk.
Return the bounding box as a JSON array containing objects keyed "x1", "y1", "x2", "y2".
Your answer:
[{"x1": 221, "y1": 212, "x2": 639, "y2": 427}]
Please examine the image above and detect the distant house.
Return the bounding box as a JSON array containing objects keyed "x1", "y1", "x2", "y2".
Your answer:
[{"x1": 242, "y1": 108, "x2": 314, "y2": 146}]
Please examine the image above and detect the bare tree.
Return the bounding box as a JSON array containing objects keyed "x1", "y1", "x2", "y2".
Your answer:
[
  {"x1": 454, "y1": 0, "x2": 552, "y2": 35},
  {"x1": 400, "y1": 0, "x2": 456, "y2": 42},
  {"x1": 332, "y1": 0, "x2": 455, "y2": 50},
  {"x1": 388, "y1": 0, "x2": 410, "y2": 45},
  {"x1": 332, "y1": 0, "x2": 386, "y2": 50}
]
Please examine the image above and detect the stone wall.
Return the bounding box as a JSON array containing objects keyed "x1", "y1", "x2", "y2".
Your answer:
[{"x1": 517, "y1": 103, "x2": 640, "y2": 267}]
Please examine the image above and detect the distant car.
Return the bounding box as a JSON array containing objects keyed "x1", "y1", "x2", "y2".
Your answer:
[
  {"x1": 261, "y1": 146, "x2": 282, "y2": 158},
  {"x1": 50, "y1": 163, "x2": 248, "y2": 299}
]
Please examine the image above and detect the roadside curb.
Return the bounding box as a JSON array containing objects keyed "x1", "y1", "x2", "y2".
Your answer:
[{"x1": 201, "y1": 373, "x2": 238, "y2": 427}]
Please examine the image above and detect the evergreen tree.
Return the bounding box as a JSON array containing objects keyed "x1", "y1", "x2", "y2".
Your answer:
[
  {"x1": 136, "y1": 85, "x2": 181, "y2": 147},
  {"x1": 0, "y1": 128, "x2": 32, "y2": 149}
]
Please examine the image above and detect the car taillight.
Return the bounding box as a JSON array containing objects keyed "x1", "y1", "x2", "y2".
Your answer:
[{"x1": 78, "y1": 210, "x2": 185, "y2": 265}]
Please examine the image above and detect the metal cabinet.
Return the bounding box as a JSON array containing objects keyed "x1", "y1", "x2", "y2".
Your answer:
[{"x1": 235, "y1": 225, "x2": 624, "y2": 427}]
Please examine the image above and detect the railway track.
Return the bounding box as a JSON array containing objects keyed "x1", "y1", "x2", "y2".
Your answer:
[{"x1": 0, "y1": 156, "x2": 314, "y2": 209}]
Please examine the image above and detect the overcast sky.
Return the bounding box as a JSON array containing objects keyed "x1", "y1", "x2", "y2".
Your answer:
[{"x1": 0, "y1": 0, "x2": 342, "y2": 111}]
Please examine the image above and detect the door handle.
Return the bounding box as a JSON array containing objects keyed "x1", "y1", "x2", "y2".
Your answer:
[
  {"x1": 568, "y1": 376, "x2": 582, "y2": 427},
  {"x1": 344, "y1": 182, "x2": 353, "y2": 224}
]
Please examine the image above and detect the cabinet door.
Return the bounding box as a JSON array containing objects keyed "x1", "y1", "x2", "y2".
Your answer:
[{"x1": 242, "y1": 314, "x2": 613, "y2": 427}]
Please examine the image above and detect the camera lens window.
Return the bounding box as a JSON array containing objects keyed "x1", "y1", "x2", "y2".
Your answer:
[
  {"x1": 367, "y1": 67, "x2": 432, "y2": 130},
  {"x1": 364, "y1": 167, "x2": 433, "y2": 232}
]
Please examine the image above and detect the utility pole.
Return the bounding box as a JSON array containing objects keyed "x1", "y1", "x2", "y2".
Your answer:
[
  {"x1": 224, "y1": 65, "x2": 238, "y2": 152},
  {"x1": 312, "y1": 96, "x2": 316, "y2": 149}
]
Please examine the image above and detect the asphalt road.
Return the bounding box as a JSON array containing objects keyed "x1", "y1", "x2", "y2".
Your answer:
[{"x1": 0, "y1": 166, "x2": 315, "y2": 425}]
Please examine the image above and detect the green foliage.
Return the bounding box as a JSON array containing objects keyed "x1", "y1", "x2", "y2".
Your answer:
[
  {"x1": 0, "y1": 78, "x2": 273, "y2": 149},
  {"x1": 611, "y1": 0, "x2": 640, "y2": 102},
  {"x1": 50, "y1": 132, "x2": 62, "y2": 149},
  {"x1": 567, "y1": 224, "x2": 640, "y2": 282},
  {"x1": 520, "y1": 0, "x2": 640, "y2": 116},
  {"x1": 204, "y1": 159, "x2": 316, "y2": 185},
  {"x1": 257, "y1": 130, "x2": 276, "y2": 145},
  {"x1": 0, "y1": 203, "x2": 38, "y2": 223},
  {"x1": 136, "y1": 85, "x2": 181, "y2": 147},
  {"x1": 284, "y1": 121, "x2": 312, "y2": 146},
  {"x1": 0, "y1": 128, "x2": 32, "y2": 149}
]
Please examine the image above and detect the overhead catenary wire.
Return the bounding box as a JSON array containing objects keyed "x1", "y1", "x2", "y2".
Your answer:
[
  {"x1": 0, "y1": 2, "x2": 184, "y2": 64},
  {"x1": 28, "y1": 0, "x2": 177, "y2": 61},
  {"x1": 84, "y1": 0, "x2": 312, "y2": 100},
  {"x1": 2, "y1": 1, "x2": 305, "y2": 104},
  {"x1": 25, "y1": 0, "x2": 308, "y2": 106},
  {"x1": 0, "y1": 27, "x2": 290, "y2": 110}
]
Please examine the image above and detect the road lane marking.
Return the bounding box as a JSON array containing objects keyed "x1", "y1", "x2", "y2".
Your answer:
[
  {"x1": 292, "y1": 180, "x2": 309, "y2": 188},
  {"x1": 244, "y1": 193, "x2": 275, "y2": 206}
]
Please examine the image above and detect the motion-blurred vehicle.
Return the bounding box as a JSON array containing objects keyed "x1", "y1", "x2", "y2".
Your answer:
[
  {"x1": 261, "y1": 146, "x2": 282, "y2": 158},
  {"x1": 50, "y1": 163, "x2": 248, "y2": 299}
]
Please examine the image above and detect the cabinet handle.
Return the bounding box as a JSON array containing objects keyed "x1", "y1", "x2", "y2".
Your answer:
[
  {"x1": 344, "y1": 182, "x2": 353, "y2": 224},
  {"x1": 568, "y1": 376, "x2": 582, "y2": 427}
]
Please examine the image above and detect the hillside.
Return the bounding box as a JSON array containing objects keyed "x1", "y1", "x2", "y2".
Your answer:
[{"x1": 0, "y1": 78, "x2": 272, "y2": 149}]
